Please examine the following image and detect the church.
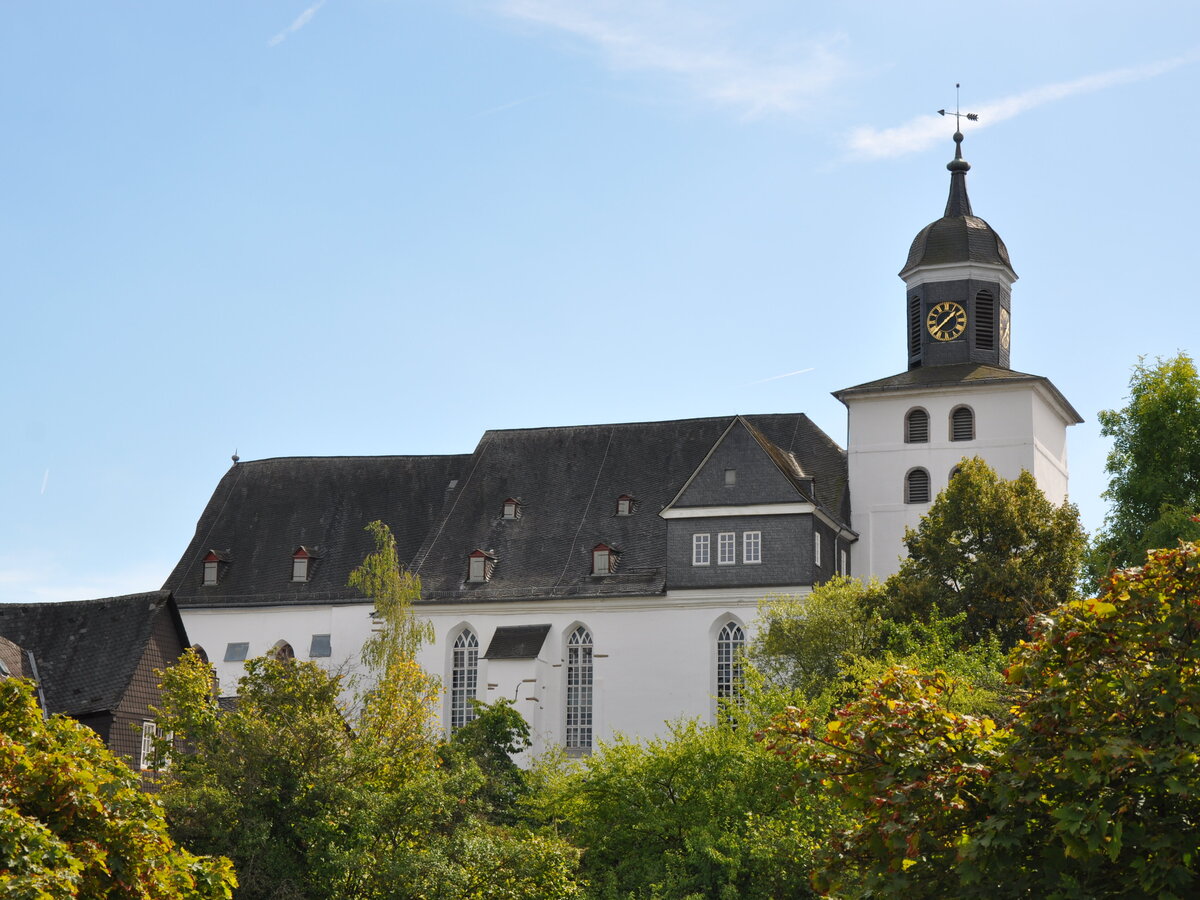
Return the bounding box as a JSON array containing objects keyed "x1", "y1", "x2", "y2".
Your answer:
[{"x1": 165, "y1": 132, "x2": 1079, "y2": 758}]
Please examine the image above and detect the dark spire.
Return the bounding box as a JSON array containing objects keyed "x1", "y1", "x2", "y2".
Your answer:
[{"x1": 944, "y1": 130, "x2": 973, "y2": 217}]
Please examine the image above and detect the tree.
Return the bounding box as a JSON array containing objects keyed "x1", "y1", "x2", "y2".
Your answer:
[
  {"x1": 879, "y1": 456, "x2": 1085, "y2": 648},
  {"x1": 0, "y1": 677, "x2": 236, "y2": 900},
  {"x1": 765, "y1": 541, "x2": 1200, "y2": 898},
  {"x1": 1091, "y1": 352, "x2": 1200, "y2": 575},
  {"x1": 534, "y1": 720, "x2": 835, "y2": 899},
  {"x1": 443, "y1": 698, "x2": 532, "y2": 824}
]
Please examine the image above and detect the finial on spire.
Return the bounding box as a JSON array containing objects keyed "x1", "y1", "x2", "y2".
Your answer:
[
  {"x1": 232, "y1": 449, "x2": 240, "y2": 465},
  {"x1": 937, "y1": 84, "x2": 978, "y2": 217}
]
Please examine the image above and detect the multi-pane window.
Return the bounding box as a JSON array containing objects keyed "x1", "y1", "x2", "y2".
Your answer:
[
  {"x1": 140, "y1": 721, "x2": 171, "y2": 771},
  {"x1": 717, "y1": 532, "x2": 736, "y2": 565},
  {"x1": 716, "y1": 622, "x2": 745, "y2": 703},
  {"x1": 906, "y1": 468, "x2": 931, "y2": 503},
  {"x1": 450, "y1": 630, "x2": 479, "y2": 731},
  {"x1": 566, "y1": 626, "x2": 593, "y2": 752},
  {"x1": 203, "y1": 560, "x2": 218, "y2": 586},
  {"x1": 692, "y1": 533, "x2": 710, "y2": 565},
  {"x1": 743, "y1": 531, "x2": 761, "y2": 564},
  {"x1": 814, "y1": 531, "x2": 823, "y2": 567},
  {"x1": 905, "y1": 408, "x2": 929, "y2": 443}
]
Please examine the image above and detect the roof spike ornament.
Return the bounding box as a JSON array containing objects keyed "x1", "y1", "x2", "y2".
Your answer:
[{"x1": 937, "y1": 84, "x2": 979, "y2": 218}]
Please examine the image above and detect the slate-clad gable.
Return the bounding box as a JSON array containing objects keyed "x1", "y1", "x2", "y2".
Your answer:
[
  {"x1": 670, "y1": 418, "x2": 812, "y2": 508},
  {"x1": 166, "y1": 455, "x2": 470, "y2": 608}
]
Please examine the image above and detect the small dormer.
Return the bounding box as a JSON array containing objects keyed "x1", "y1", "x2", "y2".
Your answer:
[
  {"x1": 201, "y1": 550, "x2": 229, "y2": 586},
  {"x1": 616, "y1": 494, "x2": 635, "y2": 516},
  {"x1": 291, "y1": 546, "x2": 318, "y2": 583},
  {"x1": 501, "y1": 497, "x2": 523, "y2": 520},
  {"x1": 467, "y1": 549, "x2": 497, "y2": 583},
  {"x1": 591, "y1": 542, "x2": 618, "y2": 575}
]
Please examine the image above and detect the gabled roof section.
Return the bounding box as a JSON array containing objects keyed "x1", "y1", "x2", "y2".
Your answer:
[
  {"x1": 834, "y1": 363, "x2": 1083, "y2": 424},
  {"x1": 0, "y1": 635, "x2": 32, "y2": 680},
  {"x1": 166, "y1": 454, "x2": 470, "y2": 608},
  {"x1": 0, "y1": 591, "x2": 186, "y2": 717},
  {"x1": 411, "y1": 413, "x2": 848, "y2": 602}
]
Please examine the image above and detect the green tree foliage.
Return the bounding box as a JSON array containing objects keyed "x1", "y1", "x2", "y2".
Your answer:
[
  {"x1": 765, "y1": 541, "x2": 1200, "y2": 898},
  {"x1": 880, "y1": 457, "x2": 1085, "y2": 648},
  {"x1": 1091, "y1": 352, "x2": 1200, "y2": 575},
  {"x1": 443, "y1": 699, "x2": 532, "y2": 824},
  {"x1": 0, "y1": 677, "x2": 236, "y2": 900},
  {"x1": 535, "y1": 720, "x2": 835, "y2": 899}
]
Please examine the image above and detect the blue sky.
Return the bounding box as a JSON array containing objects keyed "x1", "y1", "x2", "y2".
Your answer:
[{"x1": 2, "y1": 1, "x2": 1198, "y2": 602}]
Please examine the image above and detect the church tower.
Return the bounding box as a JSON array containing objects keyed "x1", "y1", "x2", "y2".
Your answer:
[{"x1": 835, "y1": 130, "x2": 1082, "y2": 579}]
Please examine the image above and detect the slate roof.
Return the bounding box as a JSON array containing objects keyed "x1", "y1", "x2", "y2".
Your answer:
[
  {"x1": 167, "y1": 414, "x2": 849, "y2": 609},
  {"x1": 0, "y1": 635, "x2": 32, "y2": 680},
  {"x1": 833, "y1": 363, "x2": 1083, "y2": 424},
  {"x1": 411, "y1": 413, "x2": 848, "y2": 602},
  {"x1": 166, "y1": 455, "x2": 470, "y2": 608},
  {"x1": 483, "y1": 624, "x2": 552, "y2": 659},
  {"x1": 0, "y1": 591, "x2": 186, "y2": 717},
  {"x1": 899, "y1": 137, "x2": 1016, "y2": 281}
]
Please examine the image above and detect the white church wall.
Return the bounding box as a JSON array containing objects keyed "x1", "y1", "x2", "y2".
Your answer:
[{"x1": 846, "y1": 382, "x2": 1072, "y2": 580}]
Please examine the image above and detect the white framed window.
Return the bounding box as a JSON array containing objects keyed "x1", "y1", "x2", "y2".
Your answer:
[
  {"x1": 502, "y1": 498, "x2": 521, "y2": 519},
  {"x1": 717, "y1": 532, "x2": 736, "y2": 565},
  {"x1": 743, "y1": 531, "x2": 762, "y2": 564},
  {"x1": 140, "y1": 721, "x2": 171, "y2": 771},
  {"x1": 203, "y1": 560, "x2": 218, "y2": 586},
  {"x1": 840, "y1": 549, "x2": 848, "y2": 576},
  {"x1": 616, "y1": 495, "x2": 634, "y2": 516},
  {"x1": 450, "y1": 630, "x2": 479, "y2": 731},
  {"x1": 814, "y1": 531, "x2": 823, "y2": 567},
  {"x1": 469, "y1": 556, "x2": 485, "y2": 581},
  {"x1": 716, "y1": 622, "x2": 745, "y2": 703},
  {"x1": 566, "y1": 626, "x2": 593, "y2": 753},
  {"x1": 692, "y1": 533, "x2": 710, "y2": 566},
  {"x1": 592, "y1": 544, "x2": 615, "y2": 575},
  {"x1": 292, "y1": 556, "x2": 308, "y2": 582}
]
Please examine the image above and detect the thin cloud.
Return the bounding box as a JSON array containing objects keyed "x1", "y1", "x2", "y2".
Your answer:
[
  {"x1": 495, "y1": 0, "x2": 848, "y2": 117},
  {"x1": 847, "y1": 52, "x2": 1200, "y2": 160},
  {"x1": 269, "y1": 0, "x2": 327, "y2": 48}
]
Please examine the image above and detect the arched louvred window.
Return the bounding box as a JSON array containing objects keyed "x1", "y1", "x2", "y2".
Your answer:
[
  {"x1": 905, "y1": 408, "x2": 929, "y2": 443},
  {"x1": 450, "y1": 630, "x2": 479, "y2": 731},
  {"x1": 716, "y1": 622, "x2": 745, "y2": 703},
  {"x1": 566, "y1": 626, "x2": 593, "y2": 753},
  {"x1": 950, "y1": 406, "x2": 975, "y2": 442},
  {"x1": 975, "y1": 290, "x2": 995, "y2": 350},
  {"x1": 270, "y1": 640, "x2": 295, "y2": 661},
  {"x1": 905, "y1": 468, "x2": 931, "y2": 504},
  {"x1": 950, "y1": 464, "x2": 963, "y2": 481},
  {"x1": 908, "y1": 296, "x2": 922, "y2": 360}
]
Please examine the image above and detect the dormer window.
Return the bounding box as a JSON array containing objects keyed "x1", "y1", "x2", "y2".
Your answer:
[
  {"x1": 467, "y1": 549, "x2": 496, "y2": 583},
  {"x1": 201, "y1": 550, "x2": 228, "y2": 586},
  {"x1": 291, "y1": 546, "x2": 315, "y2": 582},
  {"x1": 592, "y1": 543, "x2": 618, "y2": 575},
  {"x1": 502, "y1": 498, "x2": 522, "y2": 520},
  {"x1": 616, "y1": 494, "x2": 635, "y2": 516}
]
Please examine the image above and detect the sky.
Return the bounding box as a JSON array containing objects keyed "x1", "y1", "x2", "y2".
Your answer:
[{"x1": 2, "y1": 1, "x2": 1199, "y2": 603}]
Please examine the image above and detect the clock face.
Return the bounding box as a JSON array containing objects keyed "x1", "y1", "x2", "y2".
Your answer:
[
  {"x1": 926, "y1": 301, "x2": 967, "y2": 342},
  {"x1": 999, "y1": 307, "x2": 1011, "y2": 351}
]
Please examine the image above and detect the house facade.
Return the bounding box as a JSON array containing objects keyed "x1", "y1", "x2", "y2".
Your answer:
[{"x1": 167, "y1": 132, "x2": 1078, "y2": 755}]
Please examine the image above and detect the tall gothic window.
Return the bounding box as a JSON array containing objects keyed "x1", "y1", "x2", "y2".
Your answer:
[
  {"x1": 566, "y1": 626, "x2": 593, "y2": 753},
  {"x1": 716, "y1": 622, "x2": 745, "y2": 703},
  {"x1": 450, "y1": 630, "x2": 479, "y2": 731},
  {"x1": 905, "y1": 408, "x2": 929, "y2": 443}
]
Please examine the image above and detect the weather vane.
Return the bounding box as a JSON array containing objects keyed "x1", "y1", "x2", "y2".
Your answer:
[{"x1": 937, "y1": 83, "x2": 978, "y2": 132}]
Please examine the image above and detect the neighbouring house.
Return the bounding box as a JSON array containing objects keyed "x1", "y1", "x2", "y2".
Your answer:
[{"x1": 0, "y1": 591, "x2": 191, "y2": 771}]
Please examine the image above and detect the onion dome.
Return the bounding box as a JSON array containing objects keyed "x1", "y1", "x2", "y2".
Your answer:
[{"x1": 899, "y1": 131, "x2": 1015, "y2": 281}]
